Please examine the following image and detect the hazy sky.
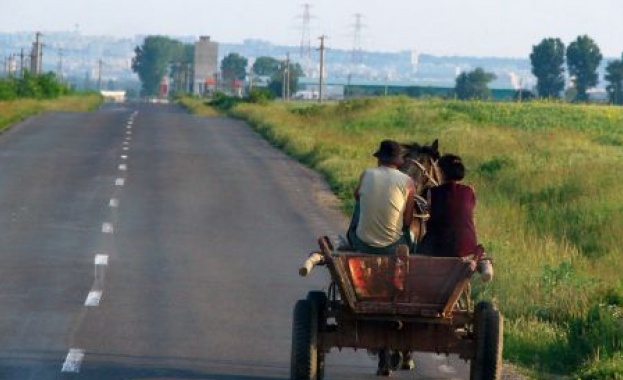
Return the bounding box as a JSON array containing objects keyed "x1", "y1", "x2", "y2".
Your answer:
[{"x1": 2, "y1": 0, "x2": 622, "y2": 58}]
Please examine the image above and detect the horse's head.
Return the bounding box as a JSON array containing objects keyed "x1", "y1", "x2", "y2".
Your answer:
[{"x1": 399, "y1": 139, "x2": 441, "y2": 195}]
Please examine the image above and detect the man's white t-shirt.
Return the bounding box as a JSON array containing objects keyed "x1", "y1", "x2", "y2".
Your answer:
[{"x1": 356, "y1": 166, "x2": 412, "y2": 247}]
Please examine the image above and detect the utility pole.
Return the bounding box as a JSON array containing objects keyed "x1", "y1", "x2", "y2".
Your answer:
[
  {"x1": 286, "y1": 52, "x2": 290, "y2": 100},
  {"x1": 57, "y1": 48, "x2": 64, "y2": 82},
  {"x1": 98, "y1": 59, "x2": 103, "y2": 91},
  {"x1": 318, "y1": 35, "x2": 326, "y2": 103},
  {"x1": 282, "y1": 53, "x2": 290, "y2": 101},
  {"x1": 20, "y1": 48, "x2": 25, "y2": 78}
]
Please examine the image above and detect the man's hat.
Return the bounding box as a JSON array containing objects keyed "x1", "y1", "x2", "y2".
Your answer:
[{"x1": 373, "y1": 140, "x2": 403, "y2": 165}]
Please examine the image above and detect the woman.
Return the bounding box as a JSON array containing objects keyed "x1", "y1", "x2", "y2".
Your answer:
[{"x1": 416, "y1": 154, "x2": 478, "y2": 257}]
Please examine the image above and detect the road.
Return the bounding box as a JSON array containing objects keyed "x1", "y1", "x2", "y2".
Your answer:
[{"x1": 0, "y1": 102, "x2": 471, "y2": 380}]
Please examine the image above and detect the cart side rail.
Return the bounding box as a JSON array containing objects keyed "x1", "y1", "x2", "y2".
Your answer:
[{"x1": 317, "y1": 236, "x2": 477, "y2": 317}]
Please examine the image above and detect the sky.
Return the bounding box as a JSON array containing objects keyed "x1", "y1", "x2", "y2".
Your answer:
[{"x1": 1, "y1": 0, "x2": 622, "y2": 58}]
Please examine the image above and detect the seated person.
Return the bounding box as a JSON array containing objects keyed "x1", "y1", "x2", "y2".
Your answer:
[
  {"x1": 416, "y1": 154, "x2": 477, "y2": 257},
  {"x1": 347, "y1": 140, "x2": 415, "y2": 255},
  {"x1": 345, "y1": 140, "x2": 416, "y2": 376}
]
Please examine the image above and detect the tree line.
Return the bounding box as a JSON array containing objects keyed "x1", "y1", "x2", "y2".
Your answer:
[
  {"x1": 456, "y1": 34, "x2": 623, "y2": 104},
  {"x1": 132, "y1": 34, "x2": 623, "y2": 104},
  {"x1": 131, "y1": 36, "x2": 303, "y2": 99}
]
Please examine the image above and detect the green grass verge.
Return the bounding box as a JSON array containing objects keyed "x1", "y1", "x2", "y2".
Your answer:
[{"x1": 0, "y1": 94, "x2": 102, "y2": 132}]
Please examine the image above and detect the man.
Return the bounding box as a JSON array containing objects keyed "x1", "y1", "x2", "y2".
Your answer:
[
  {"x1": 348, "y1": 139, "x2": 415, "y2": 255},
  {"x1": 346, "y1": 140, "x2": 416, "y2": 376}
]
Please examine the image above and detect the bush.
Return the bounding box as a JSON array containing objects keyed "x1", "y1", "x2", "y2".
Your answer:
[
  {"x1": 0, "y1": 79, "x2": 17, "y2": 100},
  {"x1": 208, "y1": 91, "x2": 241, "y2": 111},
  {"x1": 576, "y1": 353, "x2": 623, "y2": 380},
  {"x1": 568, "y1": 302, "x2": 623, "y2": 366},
  {"x1": 246, "y1": 88, "x2": 273, "y2": 104}
]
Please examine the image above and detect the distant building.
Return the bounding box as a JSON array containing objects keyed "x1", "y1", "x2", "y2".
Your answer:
[
  {"x1": 100, "y1": 90, "x2": 126, "y2": 102},
  {"x1": 193, "y1": 36, "x2": 219, "y2": 95}
]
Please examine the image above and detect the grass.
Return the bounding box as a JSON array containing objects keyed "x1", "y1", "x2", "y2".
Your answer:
[
  {"x1": 0, "y1": 94, "x2": 102, "y2": 132},
  {"x1": 183, "y1": 95, "x2": 623, "y2": 378},
  {"x1": 176, "y1": 96, "x2": 221, "y2": 117}
]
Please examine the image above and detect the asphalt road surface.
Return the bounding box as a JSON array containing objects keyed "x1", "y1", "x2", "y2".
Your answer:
[{"x1": 0, "y1": 102, "x2": 471, "y2": 380}]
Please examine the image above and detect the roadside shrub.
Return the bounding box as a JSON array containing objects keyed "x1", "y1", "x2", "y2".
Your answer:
[
  {"x1": 246, "y1": 88, "x2": 273, "y2": 104},
  {"x1": 208, "y1": 91, "x2": 241, "y2": 111},
  {"x1": 288, "y1": 104, "x2": 326, "y2": 117},
  {"x1": 568, "y1": 303, "x2": 623, "y2": 366},
  {"x1": 0, "y1": 79, "x2": 17, "y2": 100},
  {"x1": 575, "y1": 353, "x2": 623, "y2": 380}
]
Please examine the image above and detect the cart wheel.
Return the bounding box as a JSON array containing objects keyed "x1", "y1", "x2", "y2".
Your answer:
[
  {"x1": 306, "y1": 292, "x2": 327, "y2": 380},
  {"x1": 470, "y1": 302, "x2": 503, "y2": 380},
  {"x1": 291, "y1": 298, "x2": 321, "y2": 380}
]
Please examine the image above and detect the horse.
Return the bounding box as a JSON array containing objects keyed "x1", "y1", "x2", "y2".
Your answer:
[{"x1": 398, "y1": 139, "x2": 441, "y2": 246}]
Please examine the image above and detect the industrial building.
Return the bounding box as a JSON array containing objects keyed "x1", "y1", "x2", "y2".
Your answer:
[{"x1": 193, "y1": 36, "x2": 219, "y2": 95}]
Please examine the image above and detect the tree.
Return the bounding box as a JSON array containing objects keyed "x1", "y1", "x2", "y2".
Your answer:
[
  {"x1": 220, "y1": 53, "x2": 248, "y2": 83},
  {"x1": 267, "y1": 61, "x2": 305, "y2": 98},
  {"x1": 566, "y1": 35, "x2": 603, "y2": 102},
  {"x1": 131, "y1": 36, "x2": 190, "y2": 96},
  {"x1": 454, "y1": 67, "x2": 496, "y2": 100},
  {"x1": 605, "y1": 58, "x2": 623, "y2": 105},
  {"x1": 252, "y1": 56, "x2": 281, "y2": 76},
  {"x1": 530, "y1": 38, "x2": 566, "y2": 98}
]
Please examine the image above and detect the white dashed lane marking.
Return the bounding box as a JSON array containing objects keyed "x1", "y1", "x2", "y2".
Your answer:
[
  {"x1": 94, "y1": 254, "x2": 109, "y2": 266},
  {"x1": 115, "y1": 178, "x2": 125, "y2": 186},
  {"x1": 109, "y1": 198, "x2": 119, "y2": 208},
  {"x1": 84, "y1": 291, "x2": 103, "y2": 306},
  {"x1": 118, "y1": 164, "x2": 127, "y2": 171},
  {"x1": 61, "y1": 349, "x2": 85, "y2": 373},
  {"x1": 102, "y1": 223, "x2": 113, "y2": 234}
]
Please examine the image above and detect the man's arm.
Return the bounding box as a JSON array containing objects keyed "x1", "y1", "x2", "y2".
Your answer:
[
  {"x1": 354, "y1": 172, "x2": 365, "y2": 200},
  {"x1": 403, "y1": 178, "x2": 415, "y2": 226}
]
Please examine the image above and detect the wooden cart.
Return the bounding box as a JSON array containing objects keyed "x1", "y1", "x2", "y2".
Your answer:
[{"x1": 291, "y1": 236, "x2": 502, "y2": 380}]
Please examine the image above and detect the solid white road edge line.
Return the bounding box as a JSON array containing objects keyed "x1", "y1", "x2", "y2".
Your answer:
[{"x1": 61, "y1": 348, "x2": 85, "y2": 373}]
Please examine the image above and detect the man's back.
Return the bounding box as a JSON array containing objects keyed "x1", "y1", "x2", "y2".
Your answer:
[{"x1": 356, "y1": 166, "x2": 412, "y2": 247}]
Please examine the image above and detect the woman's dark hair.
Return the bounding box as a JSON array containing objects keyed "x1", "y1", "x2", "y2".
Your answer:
[{"x1": 438, "y1": 154, "x2": 465, "y2": 181}]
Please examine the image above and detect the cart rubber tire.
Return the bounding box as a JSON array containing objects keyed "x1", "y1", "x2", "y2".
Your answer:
[
  {"x1": 290, "y1": 299, "x2": 320, "y2": 380},
  {"x1": 306, "y1": 292, "x2": 327, "y2": 380},
  {"x1": 470, "y1": 302, "x2": 503, "y2": 380}
]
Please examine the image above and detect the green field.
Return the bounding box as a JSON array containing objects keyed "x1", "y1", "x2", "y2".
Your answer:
[
  {"x1": 184, "y1": 96, "x2": 623, "y2": 379},
  {"x1": 0, "y1": 94, "x2": 102, "y2": 132}
]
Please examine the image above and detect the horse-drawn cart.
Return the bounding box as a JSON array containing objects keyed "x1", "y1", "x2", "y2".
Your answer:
[{"x1": 291, "y1": 236, "x2": 502, "y2": 380}]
